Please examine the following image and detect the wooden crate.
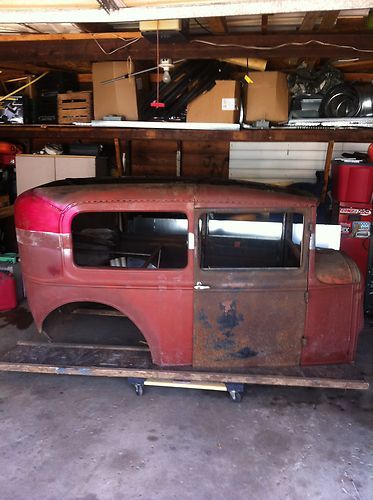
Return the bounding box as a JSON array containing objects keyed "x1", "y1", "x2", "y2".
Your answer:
[{"x1": 57, "y1": 91, "x2": 92, "y2": 124}]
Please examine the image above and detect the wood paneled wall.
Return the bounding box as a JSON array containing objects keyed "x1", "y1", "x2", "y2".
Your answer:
[{"x1": 131, "y1": 139, "x2": 229, "y2": 178}]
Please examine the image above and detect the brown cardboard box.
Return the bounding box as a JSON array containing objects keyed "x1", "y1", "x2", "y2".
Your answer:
[
  {"x1": 92, "y1": 61, "x2": 147, "y2": 120},
  {"x1": 187, "y1": 81, "x2": 240, "y2": 123},
  {"x1": 244, "y1": 71, "x2": 289, "y2": 123}
]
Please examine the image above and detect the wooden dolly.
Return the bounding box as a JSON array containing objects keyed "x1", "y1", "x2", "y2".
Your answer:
[{"x1": 0, "y1": 341, "x2": 368, "y2": 402}]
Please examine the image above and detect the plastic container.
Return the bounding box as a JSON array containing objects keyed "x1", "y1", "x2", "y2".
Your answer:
[
  {"x1": 332, "y1": 162, "x2": 373, "y2": 203},
  {"x1": 0, "y1": 271, "x2": 17, "y2": 311}
]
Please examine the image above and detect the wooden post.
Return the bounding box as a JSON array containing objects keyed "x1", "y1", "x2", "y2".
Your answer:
[
  {"x1": 114, "y1": 137, "x2": 124, "y2": 176},
  {"x1": 321, "y1": 141, "x2": 334, "y2": 203}
]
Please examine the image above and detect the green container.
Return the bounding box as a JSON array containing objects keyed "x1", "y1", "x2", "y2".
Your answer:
[{"x1": 0, "y1": 253, "x2": 18, "y2": 264}]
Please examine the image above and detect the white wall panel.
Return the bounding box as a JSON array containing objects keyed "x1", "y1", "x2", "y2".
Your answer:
[{"x1": 229, "y1": 142, "x2": 370, "y2": 185}]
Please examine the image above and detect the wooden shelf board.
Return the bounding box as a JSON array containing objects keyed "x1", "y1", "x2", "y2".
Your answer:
[{"x1": 0, "y1": 124, "x2": 372, "y2": 143}]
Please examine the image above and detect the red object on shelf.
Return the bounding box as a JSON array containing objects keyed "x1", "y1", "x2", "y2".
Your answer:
[
  {"x1": 150, "y1": 100, "x2": 165, "y2": 108},
  {"x1": 332, "y1": 162, "x2": 373, "y2": 203},
  {"x1": 368, "y1": 143, "x2": 373, "y2": 162},
  {"x1": 0, "y1": 271, "x2": 17, "y2": 311}
]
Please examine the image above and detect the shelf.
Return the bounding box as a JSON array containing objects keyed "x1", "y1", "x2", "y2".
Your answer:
[{"x1": 0, "y1": 124, "x2": 372, "y2": 143}]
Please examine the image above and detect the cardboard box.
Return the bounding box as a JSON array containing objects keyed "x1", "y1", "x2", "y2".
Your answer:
[
  {"x1": 187, "y1": 81, "x2": 240, "y2": 123},
  {"x1": 92, "y1": 61, "x2": 147, "y2": 120},
  {"x1": 244, "y1": 71, "x2": 289, "y2": 123}
]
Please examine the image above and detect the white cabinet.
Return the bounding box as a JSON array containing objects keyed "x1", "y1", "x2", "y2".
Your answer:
[
  {"x1": 55, "y1": 156, "x2": 96, "y2": 181},
  {"x1": 16, "y1": 155, "x2": 55, "y2": 195},
  {"x1": 16, "y1": 155, "x2": 97, "y2": 195}
]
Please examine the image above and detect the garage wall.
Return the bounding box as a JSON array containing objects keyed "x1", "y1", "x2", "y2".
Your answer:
[{"x1": 229, "y1": 142, "x2": 370, "y2": 185}]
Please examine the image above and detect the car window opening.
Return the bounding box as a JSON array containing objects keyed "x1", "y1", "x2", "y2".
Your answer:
[
  {"x1": 72, "y1": 211, "x2": 189, "y2": 269},
  {"x1": 201, "y1": 212, "x2": 304, "y2": 269}
]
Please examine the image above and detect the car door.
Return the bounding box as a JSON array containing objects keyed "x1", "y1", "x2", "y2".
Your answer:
[{"x1": 193, "y1": 208, "x2": 309, "y2": 369}]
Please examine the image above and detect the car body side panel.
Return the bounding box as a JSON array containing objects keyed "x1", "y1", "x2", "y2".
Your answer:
[
  {"x1": 301, "y1": 249, "x2": 364, "y2": 365},
  {"x1": 24, "y1": 280, "x2": 194, "y2": 366}
]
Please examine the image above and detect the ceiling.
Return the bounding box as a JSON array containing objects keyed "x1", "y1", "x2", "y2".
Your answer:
[
  {"x1": 0, "y1": 6, "x2": 371, "y2": 81},
  {"x1": 0, "y1": 7, "x2": 370, "y2": 34}
]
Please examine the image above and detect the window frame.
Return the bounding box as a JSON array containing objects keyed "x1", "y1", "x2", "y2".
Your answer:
[
  {"x1": 71, "y1": 209, "x2": 190, "y2": 271},
  {"x1": 198, "y1": 209, "x2": 306, "y2": 272}
]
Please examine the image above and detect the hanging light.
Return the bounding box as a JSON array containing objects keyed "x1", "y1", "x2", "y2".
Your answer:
[{"x1": 159, "y1": 58, "x2": 174, "y2": 84}]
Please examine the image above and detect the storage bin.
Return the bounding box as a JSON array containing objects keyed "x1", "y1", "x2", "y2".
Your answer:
[{"x1": 0, "y1": 271, "x2": 17, "y2": 311}]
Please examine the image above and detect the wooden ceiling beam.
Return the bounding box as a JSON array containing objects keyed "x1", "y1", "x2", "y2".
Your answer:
[
  {"x1": 334, "y1": 16, "x2": 369, "y2": 32},
  {"x1": 0, "y1": 124, "x2": 372, "y2": 143},
  {"x1": 206, "y1": 17, "x2": 227, "y2": 34},
  {"x1": 319, "y1": 10, "x2": 340, "y2": 31},
  {"x1": 261, "y1": 15, "x2": 269, "y2": 34},
  {"x1": 299, "y1": 11, "x2": 322, "y2": 31},
  {"x1": 0, "y1": 32, "x2": 142, "y2": 42},
  {"x1": 0, "y1": 33, "x2": 370, "y2": 61}
]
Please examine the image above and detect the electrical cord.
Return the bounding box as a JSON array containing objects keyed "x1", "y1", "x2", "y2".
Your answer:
[
  {"x1": 194, "y1": 18, "x2": 214, "y2": 35},
  {"x1": 191, "y1": 39, "x2": 373, "y2": 54},
  {"x1": 93, "y1": 37, "x2": 141, "y2": 55}
]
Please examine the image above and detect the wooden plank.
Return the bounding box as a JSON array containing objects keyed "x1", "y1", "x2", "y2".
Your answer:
[
  {"x1": 319, "y1": 10, "x2": 340, "y2": 31},
  {"x1": 261, "y1": 14, "x2": 269, "y2": 34},
  {"x1": 344, "y1": 73, "x2": 373, "y2": 82},
  {"x1": 114, "y1": 137, "x2": 124, "y2": 176},
  {"x1": 299, "y1": 12, "x2": 321, "y2": 31},
  {"x1": 321, "y1": 140, "x2": 334, "y2": 203},
  {"x1": 0, "y1": 32, "x2": 143, "y2": 42},
  {"x1": 182, "y1": 140, "x2": 229, "y2": 178},
  {"x1": 0, "y1": 361, "x2": 367, "y2": 390},
  {"x1": 131, "y1": 139, "x2": 177, "y2": 176},
  {"x1": 0, "y1": 33, "x2": 370, "y2": 61},
  {"x1": 0, "y1": 342, "x2": 368, "y2": 390},
  {"x1": 0, "y1": 124, "x2": 373, "y2": 144},
  {"x1": 206, "y1": 17, "x2": 227, "y2": 34},
  {"x1": 18, "y1": 341, "x2": 149, "y2": 352},
  {"x1": 144, "y1": 379, "x2": 227, "y2": 391},
  {"x1": 78, "y1": 73, "x2": 93, "y2": 83},
  {"x1": 335, "y1": 16, "x2": 368, "y2": 32},
  {"x1": 334, "y1": 60, "x2": 373, "y2": 71}
]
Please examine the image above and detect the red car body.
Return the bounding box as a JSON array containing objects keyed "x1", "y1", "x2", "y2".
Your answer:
[{"x1": 15, "y1": 180, "x2": 363, "y2": 368}]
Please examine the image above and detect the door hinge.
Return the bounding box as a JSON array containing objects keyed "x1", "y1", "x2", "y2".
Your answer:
[{"x1": 304, "y1": 291, "x2": 309, "y2": 304}]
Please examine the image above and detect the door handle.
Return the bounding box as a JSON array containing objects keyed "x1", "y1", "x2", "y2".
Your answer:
[{"x1": 194, "y1": 281, "x2": 210, "y2": 290}]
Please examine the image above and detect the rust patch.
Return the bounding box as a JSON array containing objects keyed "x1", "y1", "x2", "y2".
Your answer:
[
  {"x1": 194, "y1": 290, "x2": 305, "y2": 368},
  {"x1": 198, "y1": 309, "x2": 212, "y2": 329},
  {"x1": 217, "y1": 300, "x2": 243, "y2": 334},
  {"x1": 230, "y1": 346, "x2": 258, "y2": 359}
]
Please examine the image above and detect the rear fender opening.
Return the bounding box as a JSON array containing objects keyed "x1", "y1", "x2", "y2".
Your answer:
[{"x1": 42, "y1": 301, "x2": 149, "y2": 351}]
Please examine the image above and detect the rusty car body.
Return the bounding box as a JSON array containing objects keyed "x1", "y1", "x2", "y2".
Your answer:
[{"x1": 14, "y1": 179, "x2": 364, "y2": 370}]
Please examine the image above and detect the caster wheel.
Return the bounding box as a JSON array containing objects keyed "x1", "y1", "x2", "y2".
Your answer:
[
  {"x1": 229, "y1": 390, "x2": 242, "y2": 402},
  {"x1": 135, "y1": 383, "x2": 144, "y2": 396}
]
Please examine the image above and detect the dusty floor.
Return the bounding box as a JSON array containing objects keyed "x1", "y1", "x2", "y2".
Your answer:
[{"x1": 0, "y1": 306, "x2": 372, "y2": 500}]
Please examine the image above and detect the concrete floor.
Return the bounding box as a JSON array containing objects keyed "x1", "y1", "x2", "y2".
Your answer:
[{"x1": 0, "y1": 306, "x2": 372, "y2": 500}]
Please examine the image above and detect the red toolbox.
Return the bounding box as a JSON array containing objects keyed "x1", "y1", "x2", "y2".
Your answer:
[{"x1": 0, "y1": 271, "x2": 17, "y2": 311}]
